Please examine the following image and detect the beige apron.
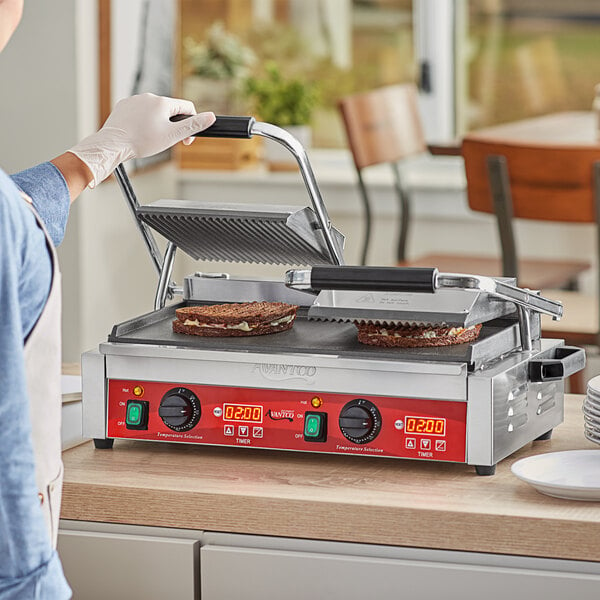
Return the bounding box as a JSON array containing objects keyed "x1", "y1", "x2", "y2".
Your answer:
[{"x1": 21, "y1": 195, "x2": 63, "y2": 549}]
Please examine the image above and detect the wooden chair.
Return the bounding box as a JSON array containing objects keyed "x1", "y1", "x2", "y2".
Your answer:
[
  {"x1": 338, "y1": 84, "x2": 588, "y2": 291},
  {"x1": 338, "y1": 83, "x2": 424, "y2": 265},
  {"x1": 462, "y1": 136, "x2": 600, "y2": 392}
]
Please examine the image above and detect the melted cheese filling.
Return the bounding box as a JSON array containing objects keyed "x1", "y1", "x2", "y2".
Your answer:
[
  {"x1": 370, "y1": 325, "x2": 476, "y2": 339},
  {"x1": 183, "y1": 314, "x2": 294, "y2": 332}
]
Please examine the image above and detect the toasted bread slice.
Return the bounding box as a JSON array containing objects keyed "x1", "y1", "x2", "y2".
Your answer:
[
  {"x1": 173, "y1": 302, "x2": 298, "y2": 337},
  {"x1": 356, "y1": 323, "x2": 482, "y2": 348}
]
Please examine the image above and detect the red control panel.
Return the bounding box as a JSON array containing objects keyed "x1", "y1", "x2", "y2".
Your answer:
[{"x1": 107, "y1": 379, "x2": 467, "y2": 462}]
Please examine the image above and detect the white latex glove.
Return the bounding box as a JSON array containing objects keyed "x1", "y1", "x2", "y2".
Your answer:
[{"x1": 69, "y1": 93, "x2": 216, "y2": 187}]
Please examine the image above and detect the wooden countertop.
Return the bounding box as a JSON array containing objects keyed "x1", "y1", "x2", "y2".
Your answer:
[{"x1": 61, "y1": 395, "x2": 600, "y2": 562}]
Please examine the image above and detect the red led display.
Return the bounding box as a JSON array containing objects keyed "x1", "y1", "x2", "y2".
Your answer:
[
  {"x1": 223, "y1": 403, "x2": 263, "y2": 423},
  {"x1": 405, "y1": 416, "x2": 446, "y2": 436}
]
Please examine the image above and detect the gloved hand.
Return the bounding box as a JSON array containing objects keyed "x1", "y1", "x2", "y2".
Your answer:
[{"x1": 69, "y1": 93, "x2": 216, "y2": 187}]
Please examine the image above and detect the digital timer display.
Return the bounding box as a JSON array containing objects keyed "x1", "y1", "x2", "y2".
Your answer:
[
  {"x1": 405, "y1": 416, "x2": 446, "y2": 436},
  {"x1": 223, "y1": 403, "x2": 263, "y2": 423}
]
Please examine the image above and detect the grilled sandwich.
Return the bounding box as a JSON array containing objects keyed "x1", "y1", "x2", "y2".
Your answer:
[
  {"x1": 356, "y1": 323, "x2": 483, "y2": 348},
  {"x1": 173, "y1": 302, "x2": 298, "y2": 337}
]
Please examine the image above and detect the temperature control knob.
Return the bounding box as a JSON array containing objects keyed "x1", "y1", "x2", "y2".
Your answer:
[
  {"x1": 338, "y1": 399, "x2": 382, "y2": 444},
  {"x1": 158, "y1": 387, "x2": 201, "y2": 432}
]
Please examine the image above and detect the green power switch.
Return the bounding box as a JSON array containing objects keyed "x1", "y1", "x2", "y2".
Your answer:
[
  {"x1": 303, "y1": 411, "x2": 327, "y2": 442},
  {"x1": 126, "y1": 399, "x2": 148, "y2": 430},
  {"x1": 305, "y1": 414, "x2": 321, "y2": 436},
  {"x1": 127, "y1": 403, "x2": 141, "y2": 425}
]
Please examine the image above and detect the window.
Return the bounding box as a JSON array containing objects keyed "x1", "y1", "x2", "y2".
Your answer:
[
  {"x1": 179, "y1": 0, "x2": 415, "y2": 148},
  {"x1": 460, "y1": 0, "x2": 600, "y2": 132}
]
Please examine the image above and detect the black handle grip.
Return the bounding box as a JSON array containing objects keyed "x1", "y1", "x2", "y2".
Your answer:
[
  {"x1": 529, "y1": 346, "x2": 586, "y2": 382},
  {"x1": 170, "y1": 114, "x2": 255, "y2": 138},
  {"x1": 310, "y1": 266, "x2": 437, "y2": 293}
]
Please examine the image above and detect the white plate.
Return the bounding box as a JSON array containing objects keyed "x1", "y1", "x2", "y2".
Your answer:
[
  {"x1": 583, "y1": 403, "x2": 600, "y2": 418},
  {"x1": 511, "y1": 450, "x2": 600, "y2": 501}
]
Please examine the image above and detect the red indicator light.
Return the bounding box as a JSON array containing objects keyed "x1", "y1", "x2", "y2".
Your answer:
[
  {"x1": 405, "y1": 416, "x2": 446, "y2": 436},
  {"x1": 223, "y1": 403, "x2": 263, "y2": 423}
]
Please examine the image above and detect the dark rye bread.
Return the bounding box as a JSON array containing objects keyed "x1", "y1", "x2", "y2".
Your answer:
[
  {"x1": 173, "y1": 302, "x2": 298, "y2": 337},
  {"x1": 356, "y1": 323, "x2": 483, "y2": 348}
]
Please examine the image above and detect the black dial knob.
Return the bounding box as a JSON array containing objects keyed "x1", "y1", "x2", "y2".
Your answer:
[
  {"x1": 339, "y1": 399, "x2": 382, "y2": 444},
  {"x1": 158, "y1": 387, "x2": 201, "y2": 432}
]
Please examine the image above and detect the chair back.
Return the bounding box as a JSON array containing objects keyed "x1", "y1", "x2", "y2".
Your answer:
[
  {"x1": 338, "y1": 83, "x2": 426, "y2": 170},
  {"x1": 462, "y1": 137, "x2": 600, "y2": 223},
  {"x1": 462, "y1": 135, "x2": 600, "y2": 288}
]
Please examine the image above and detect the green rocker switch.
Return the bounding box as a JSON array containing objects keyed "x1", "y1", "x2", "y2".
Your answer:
[
  {"x1": 126, "y1": 399, "x2": 149, "y2": 430},
  {"x1": 303, "y1": 411, "x2": 327, "y2": 443}
]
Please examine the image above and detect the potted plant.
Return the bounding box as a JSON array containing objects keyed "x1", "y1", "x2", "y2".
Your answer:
[
  {"x1": 244, "y1": 62, "x2": 319, "y2": 169},
  {"x1": 180, "y1": 23, "x2": 260, "y2": 169},
  {"x1": 182, "y1": 22, "x2": 255, "y2": 114}
]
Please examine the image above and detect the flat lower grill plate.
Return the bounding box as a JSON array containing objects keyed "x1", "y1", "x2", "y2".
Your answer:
[{"x1": 107, "y1": 303, "x2": 522, "y2": 369}]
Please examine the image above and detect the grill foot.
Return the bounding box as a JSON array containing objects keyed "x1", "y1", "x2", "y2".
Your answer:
[
  {"x1": 475, "y1": 464, "x2": 496, "y2": 476},
  {"x1": 535, "y1": 429, "x2": 553, "y2": 441},
  {"x1": 94, "y1": 438, "x2": 114, "y2": 449}
]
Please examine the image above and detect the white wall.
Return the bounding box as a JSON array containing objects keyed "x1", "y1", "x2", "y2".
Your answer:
[
  {"x1": 0, "y1": 0, "x2": 179, "y2": 361},
  {"x1": 0, "y1": 0, "x2": 83, "y2": 362},
  {"x1": 0, "y1": 0, "x2": 79, "y2": 170}
]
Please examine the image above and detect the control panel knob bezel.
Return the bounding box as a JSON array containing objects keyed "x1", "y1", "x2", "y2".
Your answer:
[
  {"x1": 338, "y1": 398, "x2": 382, "y2": 444},
  {"x1": 158, "y1": 387, "x2": 201, "y2": 432}
]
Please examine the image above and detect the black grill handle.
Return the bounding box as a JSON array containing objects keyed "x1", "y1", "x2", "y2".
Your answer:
[
  {"x1": 171, "y1": 114, "x2": 255, "y2": 139},
  {"x1": 309, "y1": 266, "x2": 438, "y2": 293},
  {"x1": 529, "y1": 346, "x2": 586, "y2": 382}
]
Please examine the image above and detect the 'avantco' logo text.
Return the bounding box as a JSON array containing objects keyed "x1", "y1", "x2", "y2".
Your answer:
[{"x1": 252, "y1": 363, "x2": 317, "y2": 382}]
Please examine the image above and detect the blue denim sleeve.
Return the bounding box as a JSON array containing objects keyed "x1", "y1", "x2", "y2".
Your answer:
[
  {"x1": 0, "y1": 168, "x2": 71, "y2": 599},
  {"x1": 11, "y1": 162, "x2": 70, "y2": 247}
]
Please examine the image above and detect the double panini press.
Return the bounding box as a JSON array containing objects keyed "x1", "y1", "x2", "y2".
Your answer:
[{"x1": 82, "y1": 117, "x2": 584, "y2": 475}]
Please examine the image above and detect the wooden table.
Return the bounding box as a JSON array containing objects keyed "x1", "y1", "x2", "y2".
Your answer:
[
  {"x1": 467, "y1": 111, "x2": 599, "y2": 146},
  {"x1": 61, "y1": 394, "x2": 600, "y2": 563},
  {"x1": 430, "y1": 111, "x2": 599, "y2": 155}
]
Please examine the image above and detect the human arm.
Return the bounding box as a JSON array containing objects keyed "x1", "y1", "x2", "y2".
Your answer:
[
  {"x1": 50, "y1": 151, "x2": 93, "y2": 202},
  {"x1": 50, "y1": 93, "x2": 216, "y2": 204},
  {"x1": 11, "y1": 162, "x2": 71, "y2": 246},
  {"x1": 68, "y1": 93, "x2": 215, "y2": 191},
  {"x1": 11, "y1": 94, "x2": 215, "y2": 238}
]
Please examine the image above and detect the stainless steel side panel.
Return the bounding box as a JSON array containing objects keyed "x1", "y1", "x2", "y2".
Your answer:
[
  {"x1": 467, "y1": 339, "x2": 565, "y2": 466},
  {"x1": 101, "y1": 343, "x2": 467, "y2": 401},
  {"x1": 81, "y1": 349, "x2": 107, "y2": 440}
]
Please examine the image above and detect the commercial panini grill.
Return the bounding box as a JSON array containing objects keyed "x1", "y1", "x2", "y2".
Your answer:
[{"x1": 82, "y1": 116, "x2": 584, "y2": 475}]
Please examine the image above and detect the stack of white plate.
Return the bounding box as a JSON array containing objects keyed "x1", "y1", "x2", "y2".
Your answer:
[{"x1": 583, "y1": 375, "x2": 600, "y2": 446}]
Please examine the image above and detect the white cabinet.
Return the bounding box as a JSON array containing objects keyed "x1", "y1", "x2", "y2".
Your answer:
[
  {"x1": 200, "y1": 532, "x2": 600, "y2": 600},
  {"x1": 59, "y1": 522, "x2": 600, "y2": 600},
  {"x1": 58, "y1": 522, "x2": 200, "y2": 600}
]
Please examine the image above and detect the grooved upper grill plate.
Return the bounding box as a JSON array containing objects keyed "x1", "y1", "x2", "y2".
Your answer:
[{"x1": 136, "y1": 200, "x2": 345, "y2": 266}]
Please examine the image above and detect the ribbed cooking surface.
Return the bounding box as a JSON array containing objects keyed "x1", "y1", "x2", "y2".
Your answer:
[{"x1": 136, "y1": 200, "x2": 344, "y2": 266}]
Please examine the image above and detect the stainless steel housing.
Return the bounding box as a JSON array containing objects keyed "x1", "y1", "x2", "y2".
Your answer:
[{"x1": 82, "y1": 336, "x2": 567, "y2": 469}]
